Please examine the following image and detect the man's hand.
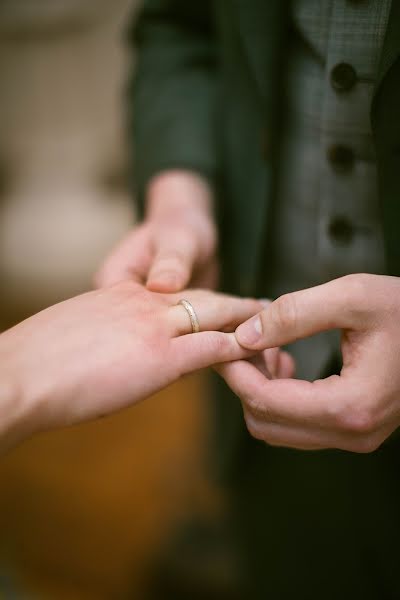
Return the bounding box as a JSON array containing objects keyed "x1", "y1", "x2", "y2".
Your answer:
[
  {"x1": 95, "y1": 170, "x2": 218, "y2": 292},
  {"x1": 218, "y1": 274, "x2": 400, "y2": 452}
]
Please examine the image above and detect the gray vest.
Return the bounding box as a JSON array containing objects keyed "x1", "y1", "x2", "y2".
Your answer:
[{"x1": 268, "y1": 0, "x2": 391, "y2": 379}]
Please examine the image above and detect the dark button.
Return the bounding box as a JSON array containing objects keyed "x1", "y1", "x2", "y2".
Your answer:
[
  {"x1": 327, "y1": 216, "x2": 355, "y2": 245},
  {"x1": 327, "y1": 144, "x2": 355, "y2": 171},
  {"x1": 330, "y1": 62, "x2": 357, "y2": 92}
]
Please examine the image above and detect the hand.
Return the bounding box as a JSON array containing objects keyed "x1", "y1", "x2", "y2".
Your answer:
[
  {"x1": 0, "y1": 282, "x2": 262, "y2": 450},
  {"x1": 95, "y1": 170, "x2": 218, "y2": 292},
  {"x1": 243, "y1": 299, "x2": 295, "y2": 381},
  {"x1": 246, "y1": 348, "x2": 295, "y2": 381},
  {"x1": 218, "y1": 274, "x2": 400, "y2": 453}
]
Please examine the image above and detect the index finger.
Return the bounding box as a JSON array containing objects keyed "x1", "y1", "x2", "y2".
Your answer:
[{"x1": 216, "y1": 360, "x2": 355, "y2": 428}]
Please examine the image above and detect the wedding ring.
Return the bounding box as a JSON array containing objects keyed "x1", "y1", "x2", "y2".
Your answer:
[{"x1": 178, "y1": 299, "x2": 200, "y2": 334}]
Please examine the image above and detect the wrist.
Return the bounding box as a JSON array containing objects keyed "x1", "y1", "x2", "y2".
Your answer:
[
  {"x1": 0, "y1": 333, "x2": 37, "y2": 450},
  {"x1": 146, "y1": 169, "x2": 215, "y2": 222}
]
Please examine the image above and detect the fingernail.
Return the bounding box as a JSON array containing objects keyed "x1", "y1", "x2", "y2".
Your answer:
[
  {"x1": 236, "y1": 316, "x2": 263, "y2": 347},
  {"x1": 157, "y1": 273, "x2": 177, "y2": 285}
]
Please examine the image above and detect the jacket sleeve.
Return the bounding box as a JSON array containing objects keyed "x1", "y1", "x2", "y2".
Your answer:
[{"x1": 127, "y1": 0, "x2": 218, "y2": 214}]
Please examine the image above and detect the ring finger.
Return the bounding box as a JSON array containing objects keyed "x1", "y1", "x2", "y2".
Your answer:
[{"x1": 167, "y1": 290, "x2": 263, "y2": 337}]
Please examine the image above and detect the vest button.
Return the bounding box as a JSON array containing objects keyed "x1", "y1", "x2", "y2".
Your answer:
[
  {"x1": 327, "y1": 144, "x2": 355, "y2": 171},
  {"x1": 330, "y1": 62, "x2": 357, "y2": 92},
  {"x1": 327, "y1": 216, "x2": 355, "y2": 245}
]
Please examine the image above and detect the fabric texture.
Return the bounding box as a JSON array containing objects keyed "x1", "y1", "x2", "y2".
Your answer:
[{"x1": 267, "y1": 0, "x2": 390, "y2": 380}]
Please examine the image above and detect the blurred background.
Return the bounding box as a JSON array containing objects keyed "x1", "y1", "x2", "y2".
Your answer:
[{"x1": 0, "y1": 1, "x2": 209, "y2": 597}]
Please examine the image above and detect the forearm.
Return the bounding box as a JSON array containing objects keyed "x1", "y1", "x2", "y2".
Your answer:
[{"x1": 0, "y1": 339, "x2": 34, "y2": 452}]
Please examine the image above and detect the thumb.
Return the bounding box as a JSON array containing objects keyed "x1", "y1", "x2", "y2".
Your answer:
[
  {"x1": 146, "y1": 229, "x2": 199, "y2": 293},
  {"x1": 235, "y1": 275, "x2": 370, "y2": 350}
]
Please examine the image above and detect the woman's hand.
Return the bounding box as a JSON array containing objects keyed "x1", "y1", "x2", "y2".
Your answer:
[
  {"x1": 0, "y1": 282, "x2": 262, "y2": 450},
  {"x1": 95, "y1": 170, "x2": 218, "y2": 292}
]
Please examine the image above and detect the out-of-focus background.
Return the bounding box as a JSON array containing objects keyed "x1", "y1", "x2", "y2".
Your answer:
[{"x1": 0, "y1": 2, "x2": 208, "y2": 597}]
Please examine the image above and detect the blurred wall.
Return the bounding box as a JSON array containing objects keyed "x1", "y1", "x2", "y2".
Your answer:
[
  {"x1": 0, "y1": 0, "x2": 136, "y2": 326},
  {"x1": 0, "y1": 3, "x2": 209, "y2": 598}
]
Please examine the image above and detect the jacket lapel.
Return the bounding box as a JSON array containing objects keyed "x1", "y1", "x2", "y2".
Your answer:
[
  {"x1": 373, "y1": 0, "x2": 400, "y2": 108},
  {"x1": 231, "y1": 0, "x2": 288, "y2": 294},
  {"x1": 233, "y1": 0, "x2": 288, "y2": 102}
]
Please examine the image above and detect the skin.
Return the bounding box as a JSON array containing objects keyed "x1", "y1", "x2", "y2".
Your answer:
[
  {"x1": 216, "y1": 273, "x2": 400, "y2": 453},
  {"x1": 95, "y1": 169, "x2": 290, "y2": 375},
  {"x1": 95, "y1": 170, "x2": 219, "y2": 292},
  {"x1": 98, "y1": 172, "x2": 400, "y2": 454},
  {"x1": 0, "y1": 281, "x2": 265, "y2": 452}
]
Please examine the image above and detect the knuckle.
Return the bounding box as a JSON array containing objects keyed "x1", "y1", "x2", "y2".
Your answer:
[
  {"x1": 208, "y1": 332, "x2": 233, "y2": 357},
  {"x1": 342, "y1": 272, "x2": 369, "y2": 293},
  {"x1": 336, "y1": 405, "x2": 379, "y2": 436},
  {"x1": 244, "y1": 391, "x2": 265, "y2": 416},
  {"x1": 245, "y1": 415, "x2": 264, "y2": 441},
  {"x1": 271, "y1": 293, "x2": 298, "y2": 334},
  {"x1": 341, "y1": 273, "x2": 372, "y2": 316}
]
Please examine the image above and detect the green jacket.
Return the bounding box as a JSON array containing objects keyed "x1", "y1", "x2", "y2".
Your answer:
[{"x1": 130, "y1": 0, "x2": 400, "y2": 293}]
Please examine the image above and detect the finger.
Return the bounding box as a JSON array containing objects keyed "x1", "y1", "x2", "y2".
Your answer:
[
  {"x1": 249, "y1": 348, "x2": 280, "y2": 379},
  {"x1": 146, "y1": 229, "x2": 199, "y2": 293},
  {"x1": 94, "y1": 226, "x2": 153, "y2": 288},
  {"x1": 167, "y1": 290, "x2": 262, "y2": 336},
  {"x1": 243, "y1": 413, "x2": 390, "y2": 453},
  {"x1": 250, "y1": 349, "x2": 296, "y2": 380},
  {"x1": 244, "y1": 413, "x2": 324, "y2": 450},
  {"x1": 216, "y1": 359, "x2": 350, "y2": 428},
  {"x1": 171, "y1": 331, "x2": 254, "y2": 375},
  {"x1": 263, "y1": 347, "x2": 280, "y2": 378},
  {"x1": 235, "y1": 274, "x2": 373, "y2": 350},
  {"x1": 278, "y1": 351, "x2": 296, "y2": 379}
]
